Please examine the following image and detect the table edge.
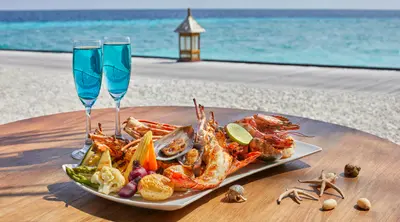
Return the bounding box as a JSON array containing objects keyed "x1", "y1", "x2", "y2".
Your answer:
[{"x1": 0, "y1": 105, "x2": 397, "y2": 146}]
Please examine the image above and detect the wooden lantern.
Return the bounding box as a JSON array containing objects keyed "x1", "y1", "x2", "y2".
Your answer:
[{"x1": 174, "y1": 8, "x2": 206, "y2": 62}]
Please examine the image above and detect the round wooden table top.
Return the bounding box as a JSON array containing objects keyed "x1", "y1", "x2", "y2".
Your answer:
[{"x1": 1, "y1": 106, "x2": 399, "y2": 222}]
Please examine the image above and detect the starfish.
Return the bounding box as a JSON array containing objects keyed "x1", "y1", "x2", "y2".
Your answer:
[
  {"x1": 298, "y1": 170, "x2": 345, "y2": 199},
  {"x1": 277, "y1": 188, "x2": 318, "y2": 204}
]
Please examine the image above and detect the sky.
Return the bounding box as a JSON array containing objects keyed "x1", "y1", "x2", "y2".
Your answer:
[{"x1": 1, "y1": 0, "x2": 400, "y2": 10}]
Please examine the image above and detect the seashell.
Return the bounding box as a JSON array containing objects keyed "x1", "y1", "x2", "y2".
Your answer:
[
  {"x1": 322, "y1": 199, "x2": 337, "y2": 211},
  {"x1": 344, "y1": 163, "x2": 361, "y2": 177},
  {"x1": 357, "y1": 198, "x2": 371, "y2": 210},
  {"x1": 154, "y1": 126, "x2": 195, "y2": 161},
  {"x1": 226, "y1": 185, "x2": 247, "y2": 202}
]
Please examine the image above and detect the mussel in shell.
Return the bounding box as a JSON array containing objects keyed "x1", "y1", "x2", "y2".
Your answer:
[
  {"x1": 161, "y1": 138, "x2": 186, "y2": 156},
  {"x1": 154, "y1": 126, "x2": 195, "y2": 161}
]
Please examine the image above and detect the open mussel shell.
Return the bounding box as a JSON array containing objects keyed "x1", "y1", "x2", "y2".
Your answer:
[{"x1": 154, "y1": 125, "x2": 195, "y2": 161}]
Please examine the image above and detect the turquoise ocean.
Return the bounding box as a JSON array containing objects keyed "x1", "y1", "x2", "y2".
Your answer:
[{"x1": 0, "y1": 9, "x2": 399, "y2": 68}]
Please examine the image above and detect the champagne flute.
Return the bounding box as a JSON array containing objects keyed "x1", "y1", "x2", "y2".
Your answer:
[
  {"x1": 71, "y1": 39, "x2": 103, "y2": 159},
  {"x1": 103, "y1": 36, "x2": 131, "y2": 139}
]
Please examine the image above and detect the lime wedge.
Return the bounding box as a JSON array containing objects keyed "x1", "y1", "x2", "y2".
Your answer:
[{"x1": 226, "y1": 123, "x2": 253, "y2": 145}]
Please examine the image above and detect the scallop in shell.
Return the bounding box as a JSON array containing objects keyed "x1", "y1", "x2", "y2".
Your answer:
[{"x1": 154, "y1": 126, "x2": 195, "y2": 161}]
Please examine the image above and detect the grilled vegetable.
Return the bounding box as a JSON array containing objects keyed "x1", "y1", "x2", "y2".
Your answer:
[
  {"x1": 128, "y1": 166, "x2": 148, "y2": 182},
  {"x1": 66, "y1": 167, "x2": 99, "y2": 189},
  {"x1": 124, "y1": 131, "x2": 156, "y2": 181},
  {"x1": 144, "y1": 139, "x2": 158, "y2": 171},
  {"x1": 72, "y1": 166, "x2": 97, "y2": 174},
  {"x1": 97, "y1": 149, "x2": 112, "y2": 171},
  {"x1": 79, "y1": 144, "x2": 95, "y2": 166},
  {"x1": 118, "y1": 181, "x2": 138, "y2": 198}
]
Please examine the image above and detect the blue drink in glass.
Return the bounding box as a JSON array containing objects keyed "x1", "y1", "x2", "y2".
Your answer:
[
  {"x1": 73, "y1": 47, "x2": 103, "y2": 107},
  {"x1": 103, "y1": 37, "x2": 131, "y2": 139},
  {"x1": 71, "y1": 40, "x2": 102, "y2": 160},
  {"x1": 103, "y1": 43, "x2": 131, "y2": 101}
]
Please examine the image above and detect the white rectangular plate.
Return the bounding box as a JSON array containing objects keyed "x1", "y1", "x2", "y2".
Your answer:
[{"x1": 62, "y1": 140, "x2": 321, "y2": 211}]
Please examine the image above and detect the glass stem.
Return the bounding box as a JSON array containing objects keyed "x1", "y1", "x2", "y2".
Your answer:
[
  {"x1": 115, "y1": 100, "x2": 122, "y2": 138},
  {"x1": 84, "y1": 107, "x2": 92, "y2": 145}
]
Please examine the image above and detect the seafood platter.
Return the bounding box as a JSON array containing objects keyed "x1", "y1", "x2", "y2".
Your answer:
[{"x1": 63, "y1": 99, "x2": 322, "y2": 210}]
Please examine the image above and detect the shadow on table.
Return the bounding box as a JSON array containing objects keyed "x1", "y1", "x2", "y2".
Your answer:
[
  {"x1": 44, "y1": 160, "x2": 310, "y2": 221},
  {"x1": 0, "y1": 183, "x2": 52, "y2": 198},
  {"x1": 0, "y1": 124, "x2": 115, "y2": 147},
  {"x1": 0, "y1": 127, "x2": 82, "y2": 146},
  {"x1": 0, "y1": 147, "x2": 74, "y2": 168},
  {"x1": 0, "y1": 124, "x2": 112, "y2": 169}
]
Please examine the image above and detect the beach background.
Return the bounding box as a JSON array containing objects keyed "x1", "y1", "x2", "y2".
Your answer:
[
  {"x1": 0, "y1": 9, "x2": 399, "y2": 144},
  {"x1": 1, "y1": 9, "x2": 400, "y2": 68}
]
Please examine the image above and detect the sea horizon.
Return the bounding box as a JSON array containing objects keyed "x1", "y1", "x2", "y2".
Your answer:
[
  {"x1": 2, "y1": 9, "x2": 400, "y2": 22},
  {"x1": 1, "y1": 9, "x2": 399, "y2": 68}
]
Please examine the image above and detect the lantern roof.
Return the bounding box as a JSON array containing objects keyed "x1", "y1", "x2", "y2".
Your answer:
[{"x1": 174, "y1": 8, "x2": 205, "y2": 34}]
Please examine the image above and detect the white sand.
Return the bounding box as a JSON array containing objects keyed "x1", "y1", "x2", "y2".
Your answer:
[{"x1": 0, "y1": 51, "x2": 399, "y2": 144}]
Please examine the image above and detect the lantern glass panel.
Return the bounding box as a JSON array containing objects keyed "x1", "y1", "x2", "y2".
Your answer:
[
  {"x1": 180, "y1": 36, "x2": 185, "y2": 50},
  {"x1": 185, "y1": 36, "x2": 191, "y2": 50},
  {"x1": 192, "y1": 36, "x2": 198, "y2": 50}
]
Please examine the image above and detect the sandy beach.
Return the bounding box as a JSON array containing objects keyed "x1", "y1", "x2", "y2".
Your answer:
[{"x1": 0, "y1": 50, "x2": 399, "y2": 144}]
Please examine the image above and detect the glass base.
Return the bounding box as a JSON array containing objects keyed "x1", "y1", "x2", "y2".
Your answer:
[
  {"x1": 115, "y1": 133, "x2": 125, "y2": 140},
  {"x1": 71, "y1": 143, "x2": 91, "y2": 160}
]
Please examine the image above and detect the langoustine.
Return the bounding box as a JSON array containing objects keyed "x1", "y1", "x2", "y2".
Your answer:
[
  {"x1": 236, "y1": 114, "x2": 298, "y2": 149},
  {"x1": 235, "y1": 114, "x2": 300, "y2": 160}
]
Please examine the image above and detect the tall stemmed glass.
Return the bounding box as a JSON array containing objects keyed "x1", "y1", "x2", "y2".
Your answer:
[
  {"x1": 71, "y1": 40, "x2": 103, "y2": 159},
  {"x1": 103, "y1": 36, "x2": 131, "y2": 139}
]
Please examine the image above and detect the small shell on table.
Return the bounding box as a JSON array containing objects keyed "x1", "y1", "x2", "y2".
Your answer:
[
  {"x1": 226, "y1": 185, "x2": 247, "y2": 203},
  {"x1": 344, "y1": 163, "x2": 361, "y2": 177},
  {"x1": 357, "y1": 198, "x2": 371, "y2": 210},
  {"x1": 322, "y1": 199, "x2": 337, "y2": 211}
]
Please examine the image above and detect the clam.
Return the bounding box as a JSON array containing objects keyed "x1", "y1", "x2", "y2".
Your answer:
[{"x1": 154, "y1": 126, "x2": 195, "y2": 161}]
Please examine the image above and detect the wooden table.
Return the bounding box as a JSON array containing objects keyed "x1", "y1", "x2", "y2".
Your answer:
[{"x1": 1, "y1": 107, "x2": 399, "y2": 222}]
